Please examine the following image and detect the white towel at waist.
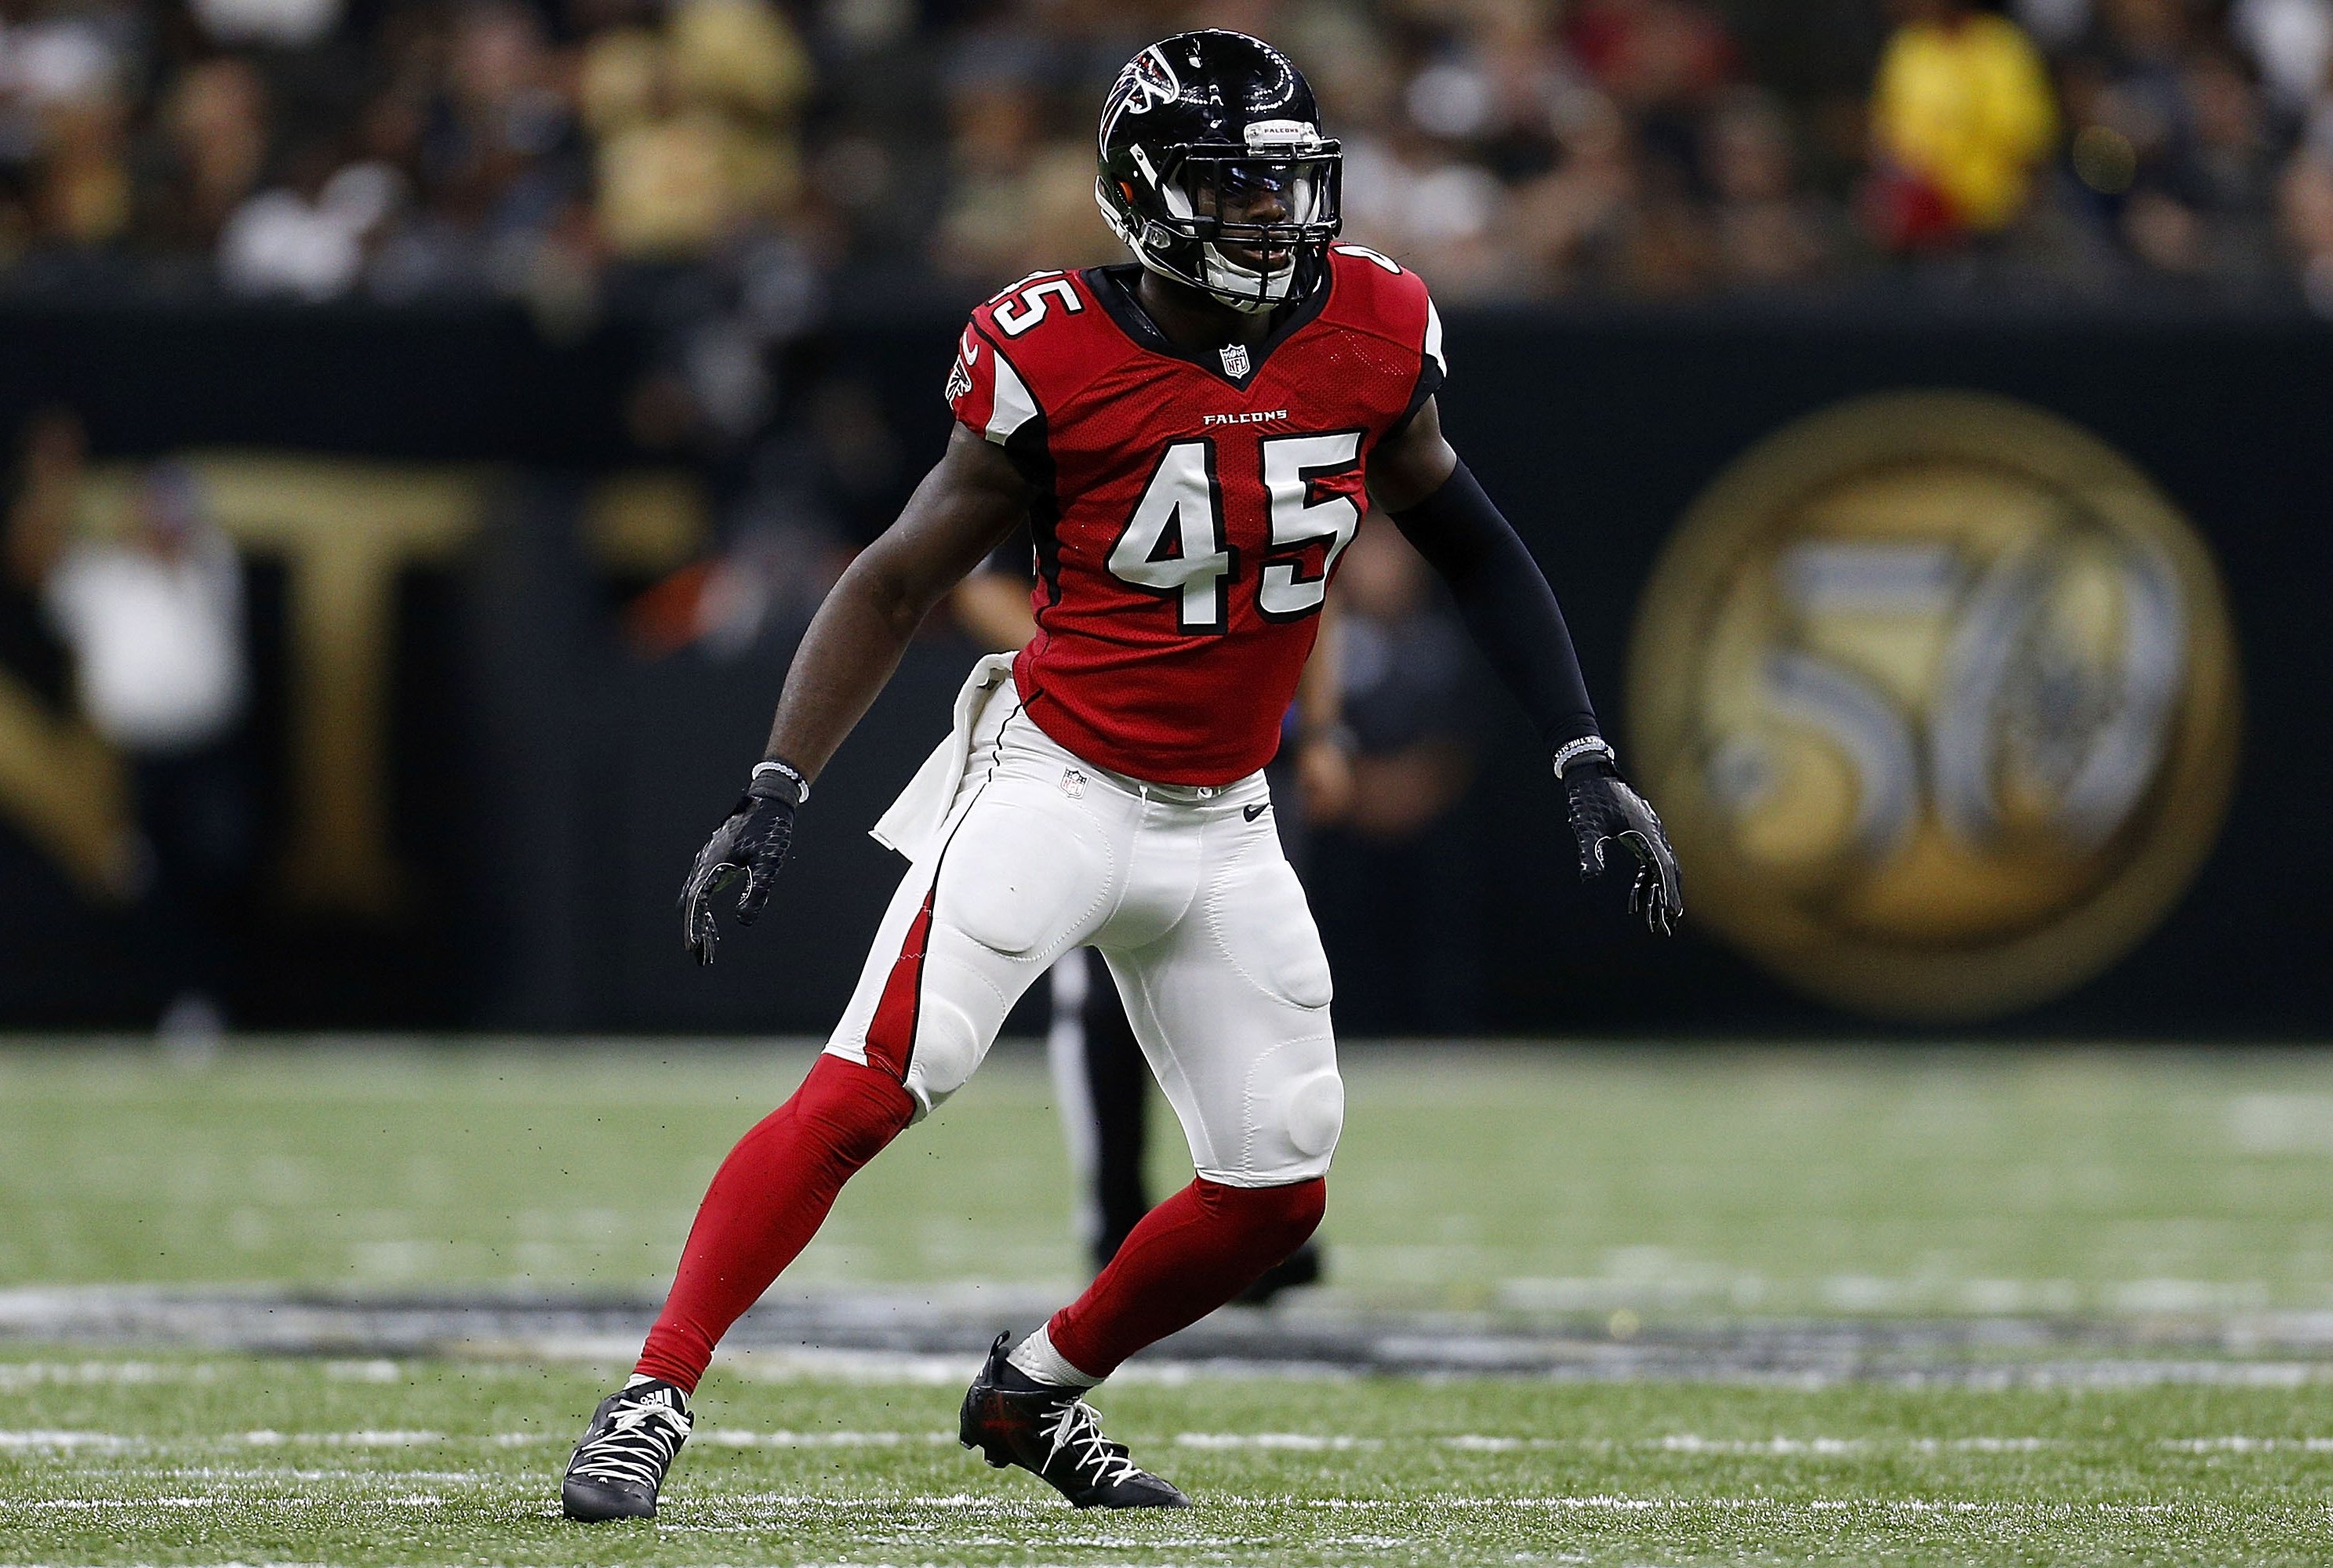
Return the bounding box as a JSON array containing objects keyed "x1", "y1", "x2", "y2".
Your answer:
[{"x1": 868, "y1": 652, "x2": 1019, "y2": 861}]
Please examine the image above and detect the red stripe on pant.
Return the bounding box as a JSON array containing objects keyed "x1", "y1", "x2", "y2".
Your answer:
[{"x1": 864, "y1": 888, "x2": 937, "y2": 1080}]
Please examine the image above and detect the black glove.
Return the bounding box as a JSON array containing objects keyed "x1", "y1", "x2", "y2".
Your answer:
[
  {"x1": 681, "y1": 763, "x2": 805, "y2": 965},
  {"x1": 1564, "y1": 758, "x2": 1683, "y2": 936}
]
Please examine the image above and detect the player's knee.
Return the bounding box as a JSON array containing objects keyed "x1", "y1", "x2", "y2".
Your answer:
[
  {"x1": 1282, "y1": 1063, "x2": 1345, "y2": 1160},
  {"x1": 1234, "y1": 1051, "x2": 1344, "y2": 1184},
  {"x1": 794, "y1": 1054, "x2": 915, "y2": 1166},
  {"x1": 899, "y1": 990, "x2": 987, "y2": 1111}
]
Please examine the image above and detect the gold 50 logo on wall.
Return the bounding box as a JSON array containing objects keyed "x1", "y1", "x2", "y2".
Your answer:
[{"x1": 1627, "y1": 392, "x2": 2240, "y2": 1021}]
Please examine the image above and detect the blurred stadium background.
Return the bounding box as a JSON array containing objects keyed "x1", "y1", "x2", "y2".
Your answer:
[
  {"x1": 5, "y1": 0, "x2": 2333, "y2": 1560},
  {"x1": 2, "y1": 0, "x2": 2326, "y2": 1038}
]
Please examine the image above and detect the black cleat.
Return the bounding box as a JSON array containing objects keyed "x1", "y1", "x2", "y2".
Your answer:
[
  {"x1": 1234, "y1": 1239, "x2": 1325, "y2": 1306},
  {"x1": 561, "y1": 1378, "x2": 692, "y2": 1521},
  {"x1": 959, "y1": 1332, "x2": 1190, "y2": 1508}
]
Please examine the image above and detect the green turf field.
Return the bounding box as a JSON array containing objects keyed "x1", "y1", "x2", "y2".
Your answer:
[
  {"x1": 9, "y1": 1040, "x2": 2333, "y2": 1312},
  {"x1": 6, "y1": 1040, "x2": 2333, "y2": 1566},
  {"x1": 5, "y1": 1353, "x2": 2333, "y2": 1566}
]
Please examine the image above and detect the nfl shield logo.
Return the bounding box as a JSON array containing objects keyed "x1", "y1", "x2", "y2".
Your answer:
[{"x1": 1219, "y1": 343, "x2": 1251, "y2": 378}]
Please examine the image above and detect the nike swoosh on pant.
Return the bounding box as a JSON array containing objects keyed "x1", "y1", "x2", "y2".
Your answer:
[{"x1": 1242, "y1": 804, "x2": 1268, "y2": 822}]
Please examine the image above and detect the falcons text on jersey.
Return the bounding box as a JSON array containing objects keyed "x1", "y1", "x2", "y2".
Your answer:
[{"x1": 947, "y1": 244, "x2": 1447, "y2": 786}]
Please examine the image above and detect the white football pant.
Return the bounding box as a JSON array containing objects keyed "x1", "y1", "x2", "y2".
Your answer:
[{"x1": 824, "y1": 695, "x2": 1343, "y2": 1188}]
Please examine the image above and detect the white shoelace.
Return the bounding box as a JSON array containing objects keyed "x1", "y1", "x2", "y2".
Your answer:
[
  {"x1": 572, "y1": 1394, "x2": 689, "y2": 1491},
  {"x1": 1039, "y1": 1399, "x2": 1143, "y2": 1489}
]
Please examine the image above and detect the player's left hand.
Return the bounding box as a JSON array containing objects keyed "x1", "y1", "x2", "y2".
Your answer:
[
  {"x1": 681, "y1": 766, "x2": 802, "y2": 965},
  {"x1": 1564, "y1": 760, "x2": 1682, "y2": 935}
]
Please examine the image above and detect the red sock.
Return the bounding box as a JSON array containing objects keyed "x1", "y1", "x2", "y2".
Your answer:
[
  {"x1": 634, "y1": 1054, "x2": 914, "y2": 1392},
  {"x1": 1047, "y1": 1176, "x2": 1325, "y2": 1379}
]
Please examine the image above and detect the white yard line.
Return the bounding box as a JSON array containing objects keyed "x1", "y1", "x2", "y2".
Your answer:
[
  {"x1": 1175, "y1": 1432, "x2": 1383, "y2": 1450},
  {"x1": 0, "y1": 1431, "x2": 459, "y2": 1450},
  {"x1": 1183, "y1": 1432, "x2": 2070, "y2": 1454},
  {"x1": 1659, "y1": 1435, "x2": 1866, "y2": 1454},
  {"x1": 0, "y1": 1426, "x2": 967, "y2": 1452},
  {"x1": 0, "y1": 1432, "x2": 136, "y2": 1450},
  {"x1": 7, "y1": 1495, "x2": 445, "y2": 1510},
  {"x1": 17, "y1": 1427, "x2": 2302, "y2": 1459},
  {"x1": 0, "y1": 1490, "x2": 2214, "y2": 1520},
  {"x1": 2160, "y1": 1436, "x2": 2333, "y2": 1451},
  {"x1": 1649, "y1": 1434, "x2": 2056, "y2": 1454},
  {"x1": 640, "y1": 1494, "x2": 2207, "y2": 1519},
  {"x1": 237, "y1": 1429, "x2": 445, "y2": 1446},
  {"x1": 1299, "y1": 1497, "x2": 2189, "y2": 1515},
  {"x1": 0, "y1": 1362, "x2": 222, "y2": 1390}
]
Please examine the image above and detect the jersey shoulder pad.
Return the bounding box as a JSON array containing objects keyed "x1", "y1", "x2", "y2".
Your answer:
[
  {"x1": 946, "y1": 314, "x2": 1041, "y2": 448},
  {"x1": 1322, "y1": 244, "x2": 1447, "y2": 426},
  {"x1": 947, "y1": 269, "x2": 1115, "y2": 445}
]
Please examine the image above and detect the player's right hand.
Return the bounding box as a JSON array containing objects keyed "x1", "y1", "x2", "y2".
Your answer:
[{"x1": 681, "y1": 765, "x2": 803, "y2": 965}]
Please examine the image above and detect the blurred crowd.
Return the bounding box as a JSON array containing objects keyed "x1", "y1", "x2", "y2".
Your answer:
[
  {"x1": 17, "y1": 0, "x2": 2324, "y2": 1032},
  {"x1": 2, "y1": 0, "x2": 2332, "y2": 310}
]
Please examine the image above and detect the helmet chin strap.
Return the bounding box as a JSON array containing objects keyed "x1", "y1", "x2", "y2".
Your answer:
[
  {"x1": 1100, "y1": 188, "x2": 1302, "y2": 318},
  {"x1": 1121, "y1": 234, "x2": 1289, "y2": 316},
  {"x1": 1101, "y1": 168, "x2": 1312, "y2": 317},
  {"x1": 1197, "y1": 243, "x2": 1292, "y2": 314}
]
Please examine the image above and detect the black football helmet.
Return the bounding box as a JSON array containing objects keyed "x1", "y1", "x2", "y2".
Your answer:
[{"x1": 1095, "y1": 31, "x2": 1342, "y2": 315}]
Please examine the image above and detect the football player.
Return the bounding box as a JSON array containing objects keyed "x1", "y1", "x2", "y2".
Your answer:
[{"x1": 562, "y1": 28, "x2": 1680, "y2": 1520}]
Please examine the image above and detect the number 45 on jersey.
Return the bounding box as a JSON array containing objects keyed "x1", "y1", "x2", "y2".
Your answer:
[{"x1": 1107, "y1": 430, "x2": 1363, "y2": 634}]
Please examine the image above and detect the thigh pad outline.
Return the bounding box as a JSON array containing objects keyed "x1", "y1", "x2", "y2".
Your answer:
[
  {"x1": 934, "y1": 790, "x2": 1111, "y2": 960},
  {"x1": 1206, "y1": 852, "x2": 1334, "y2": 1011}
]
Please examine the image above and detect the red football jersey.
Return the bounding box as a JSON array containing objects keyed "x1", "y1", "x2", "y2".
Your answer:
[{"x1": 946, "y1": 245, "x2": 1447, "y2": 786}]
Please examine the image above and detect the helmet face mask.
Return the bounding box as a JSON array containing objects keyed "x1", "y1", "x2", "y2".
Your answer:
[
  {"x1": 1096, "y1": 32, "x2": 1343, "y2": 316},
  {"x1": 1156, "y1": 148, "x2": 1341, "y2": 311}
]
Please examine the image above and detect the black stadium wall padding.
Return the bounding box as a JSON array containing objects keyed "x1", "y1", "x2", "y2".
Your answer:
[{"x1": 1, "y1": 296, "x2": 2324, "y2": 1036}]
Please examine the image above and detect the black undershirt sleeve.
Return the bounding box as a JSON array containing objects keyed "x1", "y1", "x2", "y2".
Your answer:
[{"x1": 1384, "y1": 459, "x2": 1601, "y2": 753}]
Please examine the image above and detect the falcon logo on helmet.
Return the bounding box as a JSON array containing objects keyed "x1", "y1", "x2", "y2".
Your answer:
[
  {"x1": 1094, "y1": 30, "x2": 1343, "y2": 316},
  {"x1": 1098, "y1": 45, "x2": 1181, "y2": 151},
  {"x1": 1129, "y1": 47, "x2": 1179, "y2": 114}
]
